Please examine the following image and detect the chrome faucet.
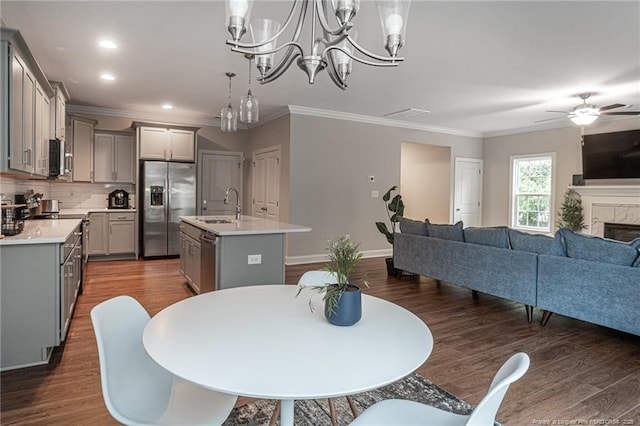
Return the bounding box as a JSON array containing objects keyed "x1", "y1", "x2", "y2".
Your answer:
[{"x1": 224, "y1": 187, "x2": 241, "y2": 220}]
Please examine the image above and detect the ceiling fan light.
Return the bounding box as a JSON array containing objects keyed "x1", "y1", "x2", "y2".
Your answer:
[{"x1": 570, "y1": 113, "x2": 598, "y2": 126}]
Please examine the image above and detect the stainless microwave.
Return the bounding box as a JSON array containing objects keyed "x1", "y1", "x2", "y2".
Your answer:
[{"x1": 49, "y1": 138, "x2": 72, "y2": 178}]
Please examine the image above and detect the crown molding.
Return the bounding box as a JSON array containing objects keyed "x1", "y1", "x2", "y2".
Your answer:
[
  {"x1": 287, "y1": 105, "x2": 484, "y2": 138},
  {"x1": 65, "y1": 104, "x2": 250, "y2": 129}
]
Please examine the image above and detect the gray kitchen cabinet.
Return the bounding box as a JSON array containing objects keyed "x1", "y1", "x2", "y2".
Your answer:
[
  {"x1": 134, "y1": 122, "x2": 198, "y2": 162},
  {"x1": 87, "y1": 211, "x2": 136, "y2": 257},
  {"x1": 93, "y1": 131, "x2": 135, "y2": 183},
  {"x1": 179, "y1": 222, "x2": 201, "y2": 293},
  {"x1": 0, "y1": 221, "x2": 83, "y2": 370},
  {"x1": 87, "y1": 212, "x2": 108, "y2": 255},
  {"x1": 69, "y1": 116, "x2": 97, "y2": 182},
  {"x1": 1, "y1": 28, "x2": 54, "y2": 176},
  {"x1": 34, "y1": 82, "x2": 51, "y2": 176},
  {"x1": 49, "y1": 81, "x2": 69, "y2": 141},
  {"x1": 108, "y1": 212, "x2": 136, "y2": 254}
]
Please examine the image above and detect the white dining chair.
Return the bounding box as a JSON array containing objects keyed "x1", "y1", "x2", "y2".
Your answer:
[
  {"x1": 91, "y1": 295, "x2": 238, "y2": 426},
  {"x1": 297, "y1": 270, "x2": 340, "y2": 287},
  {"x1": 348, "y1": 352, "x2": 530, "y2": 426}
]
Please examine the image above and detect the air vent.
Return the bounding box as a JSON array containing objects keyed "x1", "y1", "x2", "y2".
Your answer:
[{"x1": 384, "y1": 108, "x2": 431, "y2": 122}]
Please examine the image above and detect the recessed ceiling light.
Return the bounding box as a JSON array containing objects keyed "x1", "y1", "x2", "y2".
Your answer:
[
  {"x1": 99, "y1": 40, "x2": 117, "y2": 49},
  {"x1": 162, "y1": 104, "x2": 174, "y2": 110},
  {"x1": 100, "y1": 73, "x2": 115, "y2": 81}
]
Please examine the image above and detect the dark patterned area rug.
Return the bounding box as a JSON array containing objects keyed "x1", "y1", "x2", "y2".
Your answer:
[{"x1": 223, "y1": 373, "x2": 492, "y2": 426}]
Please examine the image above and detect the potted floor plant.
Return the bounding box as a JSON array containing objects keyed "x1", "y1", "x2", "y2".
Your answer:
[
  {"x1": 557, "y1": 188, "x2": 586, "y2": 231},
  {"x1": 298, "y1": 235, "x2": 366, "y2": 326},
  {"x1": 375, "y1": 186, "x2": 404, "y2": 276}
]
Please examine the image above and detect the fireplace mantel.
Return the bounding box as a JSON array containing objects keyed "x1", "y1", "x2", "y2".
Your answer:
[
  {"x1": 569, "y1": 185, "x2": 640, "y2": 236},
  {"x1": 570, "y1": 185, "x2": 640, "y2": 198}
]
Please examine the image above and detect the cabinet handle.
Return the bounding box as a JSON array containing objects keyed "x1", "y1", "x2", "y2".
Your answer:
[{"x1": 169, "y1": 149, "x2": 173, "y2": 160}]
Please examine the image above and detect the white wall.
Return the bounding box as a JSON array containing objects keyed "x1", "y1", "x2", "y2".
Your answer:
[
  {"x1": 287, "y1": 114, "x2": 482, "y2": 259},
  {"x1": 482, "y1": 117, "x2": 640, "y2": 227}
]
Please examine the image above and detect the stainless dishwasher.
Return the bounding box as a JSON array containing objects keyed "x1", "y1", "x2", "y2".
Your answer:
[{"x1": 199, "y1": 231, "x2": 217, "y2": 293}]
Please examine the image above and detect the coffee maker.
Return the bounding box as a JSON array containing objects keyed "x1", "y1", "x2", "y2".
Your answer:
[{"x1": 108, "y1": 189, "x2": 129, "y2": 209}]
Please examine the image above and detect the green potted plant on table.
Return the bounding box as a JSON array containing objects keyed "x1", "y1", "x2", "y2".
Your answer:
[
  {"x1": 375, "y1": 186, "x2": 404, "y2": 276},
  {"x1": 298, "y1": 235, "x2": 366, "y2": 326},
  {"x1": 557, "y1": 188, "x2": 586, "y2": 231}
]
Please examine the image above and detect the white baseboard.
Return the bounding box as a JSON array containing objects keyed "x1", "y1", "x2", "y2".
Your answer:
[{"x1": 286, "y1": 248, "x2": 392, "y2": 265}]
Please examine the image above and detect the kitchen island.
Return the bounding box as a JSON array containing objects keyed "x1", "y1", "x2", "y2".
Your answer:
[
  {"x1": 1, "y1": 219, "x2": 83, "y2": 370},
  {"x1": 179, "y1": 215, "x2": 311, "y2": 293}
]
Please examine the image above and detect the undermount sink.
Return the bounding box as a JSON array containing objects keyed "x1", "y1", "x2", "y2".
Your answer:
[
  {"x1": 202, "y1": 219, "x2": 233, "y2": 224},
  {"x1": 196, "y1": 216, "x2": 236, "y2": 224}
]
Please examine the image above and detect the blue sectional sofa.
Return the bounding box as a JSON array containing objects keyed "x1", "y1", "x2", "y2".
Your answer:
[{"x1": 393, "y1": 218, "x2": 640, "y2": 336}]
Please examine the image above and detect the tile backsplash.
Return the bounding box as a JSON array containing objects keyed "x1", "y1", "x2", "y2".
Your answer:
[{"x1": 1, "y1": 176, "x2": 135, "y2": 209}]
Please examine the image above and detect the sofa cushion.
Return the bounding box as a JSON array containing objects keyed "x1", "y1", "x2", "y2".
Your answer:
[
  {"x1": 560, "y1": 228, "x2": 640, "y2": 267},
  {"x1": 399, "y1": 217, "x2": 428, "y2": 236},
  {"x1": 425, "y1": 220, "x2": 464, "y2": 242},
  {"x1": 509, "y1": 229, "x2": 566, "y2": 256},
  {"x1": 464, "y1": 227, "x2": 510, "y2": 248}
]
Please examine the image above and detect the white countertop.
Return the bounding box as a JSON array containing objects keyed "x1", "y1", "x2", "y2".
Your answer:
[
  {"x1": 0, "y1": 219, "x2": 82, "y2": 245},
  {"x1": 180, "y1": 215, "x2": 311, "y2": 236},
  {"x1": 58, "y1": 207, "x2": 137, "y2": 217}
]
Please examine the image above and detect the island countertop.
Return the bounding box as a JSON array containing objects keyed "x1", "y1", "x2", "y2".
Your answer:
[
  {"x1": 0, "y1": 219, "x2": 82, "y2": 245},
  {"x1": 180, "y1": 215, "x2": 311, "y2": 236}
]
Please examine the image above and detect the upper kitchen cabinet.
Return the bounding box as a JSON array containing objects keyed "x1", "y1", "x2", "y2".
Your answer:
[
  {"x1": 1, "y1": 28, "x2": 55, "y2": 177},
  {"x1": 68, "y1": 115, "x2": 97, "y2": 182},
  {"x1": 49, "y1": 81, "x2": 69, "y2": 141},
  {"x1": 133, "y1": 122, "x2": 199, "y2": 162},
  {"x1": 94, "y1": 131, "x2": 135, "y2": 183}
]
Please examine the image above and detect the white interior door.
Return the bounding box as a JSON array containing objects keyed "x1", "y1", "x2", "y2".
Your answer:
[
  {"x1": 453, "y1": 158, "x2": 483, "y2": 227},
  {"x1": 198, "y1": 151, "x2": 243, "y2": 216},
  {"x1": 252, "y1": 146, "x2": 281, "y2": 221}
]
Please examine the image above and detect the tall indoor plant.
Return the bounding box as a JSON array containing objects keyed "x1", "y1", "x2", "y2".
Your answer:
[
  {"x1": 298, "y1": 235, "x2": 366, "y2": 326},
  {"x1": 557, "y1": 188, "x2": 586, "y2": 231},
  {"x1": 375, "y1": 186, "x2": 404, "y2": 276}
]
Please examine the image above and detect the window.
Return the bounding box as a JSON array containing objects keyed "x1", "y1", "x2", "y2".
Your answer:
[{"x1": 510, "y1": 154, "x2": 555, "y2": 233}]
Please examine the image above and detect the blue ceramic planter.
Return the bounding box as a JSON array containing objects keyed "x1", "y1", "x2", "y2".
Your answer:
[{"x1": 324, "y1": 285, "x2": 362, "y2": 326}]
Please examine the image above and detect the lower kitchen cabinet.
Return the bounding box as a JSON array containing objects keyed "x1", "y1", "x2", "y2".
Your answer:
[
  {"x1": 180, "y1": 222, "x2": 201, "y2": 293},
  {"x1": 87, "y1": 212, "x2": 107, "y2": 255},
  {"x1": 87, "y1": 211, "x2": 136, "y2": 258},
  {"x1": 0, "y1": 222, "x2": 82, "y2": 370}
]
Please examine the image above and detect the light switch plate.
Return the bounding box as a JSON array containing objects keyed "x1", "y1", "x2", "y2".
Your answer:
[{"x1": 248, "y1": 254, "x2": 262, "y2": 265}]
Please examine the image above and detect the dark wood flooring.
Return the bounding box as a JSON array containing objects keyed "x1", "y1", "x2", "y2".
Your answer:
[{"x1": 1, "y1": 257, "x2": 639, "y2": 425}]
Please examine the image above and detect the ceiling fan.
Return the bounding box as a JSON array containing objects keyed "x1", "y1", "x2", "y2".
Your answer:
[{"x1": 537, "y1": 93, "x2": 640, "y2": 125}]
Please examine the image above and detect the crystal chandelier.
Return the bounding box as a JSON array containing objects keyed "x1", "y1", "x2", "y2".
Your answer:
[
  {"x1": 240, "y1": 56, "x2": 259, "y2": 123},
  {"x1": 224, "y1": 0, "x2": 411, "y2": 90},
  {"x1": 221, "y1": 72, "x2": 238, "y2": 132}
]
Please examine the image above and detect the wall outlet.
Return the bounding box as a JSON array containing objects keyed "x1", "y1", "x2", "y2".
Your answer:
[
  {"x1": 371, "y1": 190, "x2": 379, "y2": 198},
  {"x1": 248, "y1": 254, "x2": 262, "y2": 265}
]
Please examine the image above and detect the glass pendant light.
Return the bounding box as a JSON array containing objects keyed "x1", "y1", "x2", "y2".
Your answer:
[
  {"x1": 240, "y1": 56, "x2": 259, "y2": 124},
  {"x1": 221, "y1": 72, "x2": 237, "y2": 132}
]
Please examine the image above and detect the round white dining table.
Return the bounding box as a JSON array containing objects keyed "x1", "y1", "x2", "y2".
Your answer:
[{"x1": 143, "y1": 285, "x2": 433, "y2": 426}]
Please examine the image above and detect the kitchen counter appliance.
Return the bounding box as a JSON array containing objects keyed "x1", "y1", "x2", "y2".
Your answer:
[
  {"x1": 108, "y1": 189, "x2": 130, "y2": 209},
  {"x1": 141, "y1": 161, "x2": 195, "y2": 258}
]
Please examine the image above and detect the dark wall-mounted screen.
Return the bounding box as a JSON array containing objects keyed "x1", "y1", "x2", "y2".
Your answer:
[{"x1": 582, "y1": 129, "x2": 640, "y2": 179}]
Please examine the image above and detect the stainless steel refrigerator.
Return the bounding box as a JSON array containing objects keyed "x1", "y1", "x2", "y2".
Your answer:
[{"x1": 141, "y1": 161, "x2": 196, "y2": 257}]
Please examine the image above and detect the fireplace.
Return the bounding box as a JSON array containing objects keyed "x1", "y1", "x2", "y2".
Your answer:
[
  {"x1": 604, "y1": 222, "x2": 640, "y2": 242},
  {"x1": 571, "y1": 185, "x2": 640, "y2": 238}
]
